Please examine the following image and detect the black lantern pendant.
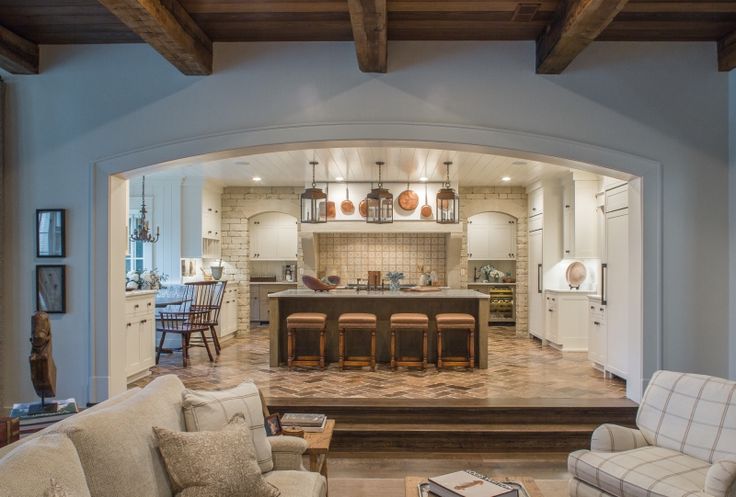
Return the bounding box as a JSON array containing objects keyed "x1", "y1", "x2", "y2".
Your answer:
[
  {"x1": 300, "y1": 161, "x2": 327, "y2": 224},
  {"x1": 366, "y1": 161, "x2": 393, "y2": 224},
  {"x1": 436, "y1": 161, "x2": 459, "y2": 224}
]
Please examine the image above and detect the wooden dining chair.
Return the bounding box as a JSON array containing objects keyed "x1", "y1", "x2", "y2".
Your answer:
[
  {"x1": 188, "y1": 280, "x2": 227, "y2": 355},
  {"x1": 156, "y1": 307, "x2": 213, "y2": 367},
  {"x1": 185, "y1": 281, "x2": 220, "y2": 355}
]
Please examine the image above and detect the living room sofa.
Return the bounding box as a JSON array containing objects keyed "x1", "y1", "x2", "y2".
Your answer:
[
  {"x1": 0, "y1": 375, "x2": 326, "y2": 497},
  {"x1": 568, "y1": 370, "x2": 736, "y2": 497}
]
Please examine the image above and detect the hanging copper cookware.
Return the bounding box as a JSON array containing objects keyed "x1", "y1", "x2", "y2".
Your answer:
[
  {"x1": 359, "y1": 199, "x2": 368, "y2": 218},
  {"x1": 340, "y1": 183, "x2": 355, "y2": 215},
  {"x1": 420, "y1": 183, "x2": 433, "y2": 218},
  {"x1": 397, "y1": 182, "x2": 419, "y2": 212}
]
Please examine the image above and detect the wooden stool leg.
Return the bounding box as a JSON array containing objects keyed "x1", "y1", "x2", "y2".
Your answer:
[
  {"x1": 339, "y1": 327, "x2": 345, "y2": 370},
  {"x1": 422, "y1": 327, "x2": 428, "y2": 371},
  {"x1": 437, "y1": 329, "x2": 443, "y2": 370},
  {"x1": 391, "y1": 328, "x2": 397, "y2": 370},
  {"x1": 469, "y1": 329, "x2": 475, "y2": 369},
  {"x1": 156, "y1": 331, "x2": 166, "y2": 365},
  {"x1": 370, "y1": 327, "x2": 376, "y2": 372},
  {"x1": 319, "y1": 327, "x2": 326, "y2": 371},
  {"x1": 287, "y1": 328, "x2": 294, "y2": 370}
]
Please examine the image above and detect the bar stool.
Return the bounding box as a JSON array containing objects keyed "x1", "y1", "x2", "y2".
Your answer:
[
  {"x1": 390, "y1": 313, "x2": 429, "y2": 371},
  {"x1": 338, "y1": 313, "x2": 377, "y2": 371},
  {"x1": 287, "y1": 312, "x2": 327, "y2": 370},
  {"x1": 436, "y1": 313, "x2": 475, "y2": 370}
]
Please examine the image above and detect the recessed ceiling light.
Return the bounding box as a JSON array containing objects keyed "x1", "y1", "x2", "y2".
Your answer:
[
  {"x1": 501, "y1": 176, "x2": 511, "y2": 182},
  {"x1": 335, "y1": 176, "x2": 344, "y2": 182},
  {"x1": 419, "y1": 176, "x2": 429, "y2": 182},
  {"x1": 252, "y1": 176, "x2": 262, "y2": 182}
]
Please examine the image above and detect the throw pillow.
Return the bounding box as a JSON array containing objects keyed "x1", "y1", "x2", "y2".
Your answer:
[
  {"x1": 154, "y1": 414, "x2": 280, "y2": 497},
  {"x1": 182, "y1": 381, "x2": 273, "y2": 473}
]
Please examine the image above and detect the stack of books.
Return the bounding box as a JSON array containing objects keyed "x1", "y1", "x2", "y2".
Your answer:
[
  {"x1": 0, "y1": 417, "x2": 20, "y2": 448},
  {"x1": 9, "y1": 398, "x2": 79, "y2": 438},
  {"x1": 428, "y1": 470, "x2": 518, "y2": 497},
  {"x1": 280, "y1": 413, "x2": 327, "y2": 432}
]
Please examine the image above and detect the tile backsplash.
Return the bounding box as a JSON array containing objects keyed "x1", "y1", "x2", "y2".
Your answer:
[{"x1": 317, "y1": 233, "x2": 447, "y2": 285}]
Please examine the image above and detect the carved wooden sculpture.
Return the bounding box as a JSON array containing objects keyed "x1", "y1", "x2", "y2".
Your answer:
[{"x1": 30, "y1": 311, "x2": 56, "y2": 401}]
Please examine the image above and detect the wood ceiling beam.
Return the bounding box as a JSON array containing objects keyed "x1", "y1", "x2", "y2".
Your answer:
[
  {"x1": 718, "y1": 30, "x2": 736, "y2": 72},
  {"x1": 536, "y1": 0, "x2": 629, "y2": 74},
  {"x1": 347, "y1": 0, "x2": 387, "y2": 73},
  {"x1": 0, "y1": 24, "x2": 38, "y2": 74},
  {"x1": 97, "y1": 0, "x2": 212, "y2": 75}
]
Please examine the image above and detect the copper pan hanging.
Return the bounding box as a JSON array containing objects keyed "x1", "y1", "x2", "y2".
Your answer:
[
  {"x1": 340, "y1": 182, "x2": 355, "y2": 215},
  {"x1": 420, "y1": 183, "x2": 433, "y2": 218},
  {"x1": 397, "y1": 182, "x2": 419, "y2": 212}
]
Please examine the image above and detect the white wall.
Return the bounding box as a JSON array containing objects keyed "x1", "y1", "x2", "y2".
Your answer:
[
  {"x1": 1, "y1": 41, "x2": 730, "y2": 406},
  {"x1": 730, "y1": 71, "x2": 736, "y2": 381}
]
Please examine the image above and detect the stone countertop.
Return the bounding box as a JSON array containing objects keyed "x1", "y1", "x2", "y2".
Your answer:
[
  {"x1": 125, "y1": 289, "x2": 159, "y2": 297},
  {"x1": 269, "y1": 288, "x2": 488, "y2": 299},
  {"x1": 468, "y1": 282, "x2": 517, "y2": 286}
]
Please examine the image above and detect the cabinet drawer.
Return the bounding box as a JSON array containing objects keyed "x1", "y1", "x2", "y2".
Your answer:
[
  {"x1": 125, "y1": 298, "x2": 154, "y2": 317},
  {"x1": 528, "y1": 215, "x2": 543, "y2": 232},
  {"x1": 605, "y1": 184, "x2": 628, "y2": 212}
]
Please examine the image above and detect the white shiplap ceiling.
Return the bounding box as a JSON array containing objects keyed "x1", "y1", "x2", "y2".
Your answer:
[{"x1": 147, "y1": 146, "x2": 589, "y2": 187}]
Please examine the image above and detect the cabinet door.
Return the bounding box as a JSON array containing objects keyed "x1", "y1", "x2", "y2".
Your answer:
[
  {"x1": 250, "y1": 289, "x2": 260, "y2": 321},
  {"x1": 605, "y1": 210, "x2": 629, "y2": 379},
  {"x1": 528, "y1": 188, "x2": 543, "y2": 217},
  {"x1": 528, "y1": 229, "x2": 544, "y2": 338},
  {"x1": 562, "y1": 185, "x2": 574, "y2": 258},
  {"x1": 139, "y1": 317, "x2": 155, "y2": 368},
  {"x1": 486, "y1": 222, "x2": 516, "y2": 259},
  {"x1": 275, "y1": 225, "x2": 298, "y2": 260},
  {"x1": 259, "y1": 287, "x2": 271, "y2": 323},
  {"x1": 467, "y1": 220, "x2": 488, "y2": 260},
  {"x1": 125, "y1": 320, "x2": 140, "y2": 375}
]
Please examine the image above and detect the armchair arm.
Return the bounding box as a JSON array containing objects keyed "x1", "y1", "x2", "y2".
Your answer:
[
  {"x1": 268, "y1": 436, "x2": 308, "y2": 471},
  {"x1": 705, "y1": 460, "x2": 736, "y2": 497},
  {"x1": 591, "y1": 424, "x2": 648, "y2": 452}
]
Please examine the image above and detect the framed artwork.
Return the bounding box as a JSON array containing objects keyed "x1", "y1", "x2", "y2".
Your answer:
[
  {"x1": 264, "y1": 414, "x2": 282, "y2": 436},
  {"x1": 37, "y1": 265, "x2": 66, "y2": 314},
  {"x1": 37, "y1": 209, "x2": 66, "y2": 258}
]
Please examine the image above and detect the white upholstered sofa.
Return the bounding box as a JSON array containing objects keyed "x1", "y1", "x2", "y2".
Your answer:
[
  {"x1": 568, "y1": 370, "x2": 736, "y2": 497},
  {"x1": 0, "y1": 375, "x2": 326, "y2": 497}
]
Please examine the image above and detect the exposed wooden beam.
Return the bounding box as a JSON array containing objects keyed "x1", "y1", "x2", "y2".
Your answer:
[
  {"x1": 718, "y1": 30, "x2": 736, "y2": 72},
  {"x1": 97, "y1": 0, "x2": 212, "y2": 75},
  {"x1": 0, "y1": 25, "x2": 38, "y2": 75},
  {"x1": 347, "y1": 0, "x2": 387, "y2": 73},
  {"x1": 536, "y1": 0, "x2": 629, "y2": 74}
]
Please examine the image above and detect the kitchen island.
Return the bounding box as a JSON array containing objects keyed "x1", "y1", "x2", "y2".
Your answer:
[{"x1": 268, "y1": 288, "x2": 490, "y2": 368}]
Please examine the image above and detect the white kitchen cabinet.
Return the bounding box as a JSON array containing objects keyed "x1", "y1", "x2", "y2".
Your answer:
[
  {"x1": 588, "y1": 296, "x2": 606, "y2": 369},
  {"x1": 249, "y1": 212, "x2": 298, "y2": 261},
  {"x1": 181, "y1": 181, "x2": 222, "y2": 259},
  {"x1": 467, "y1": 212, "x2": 517, "y2": 260},
  {"x1": 528, "y1": 229, "x2": 544, "y2": 339},
  {"x1": 561, "y1": 174, "x2": 600, "y2": 259},
  {"x1": 124, "y1": 291, "x2": 156, "y2": 382},
  {"x1": 216, "y1": 286, "x2": 239, "y2": 340},
  {"x1": 528, "y1": 188, "x2": 543, "y2": 217},
  {"x1": 603, "y1": 186, "x2": 629, "y2": 380},
  {"x1": 250, "y1": 283, "x2": 297, "y2": 323},
  {"x1": 544, "y1": 290, "x2": 590, "y2": 351}
]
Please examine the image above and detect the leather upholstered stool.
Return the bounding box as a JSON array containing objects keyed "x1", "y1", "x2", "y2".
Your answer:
[
  {"x1": 390, "y1": 313, "x2": 429, "y2": 371},
  {"x1": 436, "y1": 313, "x2": 475, "y2": 370},
  {"x1": 287, "y1": 312, "x2": 327, "y2": 370},
  {"x1": 338, "y1": 313, "x2": 377, "y2": 371}
]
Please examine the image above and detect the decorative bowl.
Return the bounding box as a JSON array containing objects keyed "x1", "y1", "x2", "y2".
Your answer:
[{"x1": 302, "y1": 275, "x2": 336, "y2": 292}]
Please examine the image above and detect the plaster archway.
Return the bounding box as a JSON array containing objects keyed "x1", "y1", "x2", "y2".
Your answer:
[{"x1": 92, "y1": 122, "x2": 659, "y2": 403}]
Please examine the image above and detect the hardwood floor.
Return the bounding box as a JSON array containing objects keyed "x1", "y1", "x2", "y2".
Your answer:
[{"x1": 133, "y1": 326, "x2": 626, "y2": 401}]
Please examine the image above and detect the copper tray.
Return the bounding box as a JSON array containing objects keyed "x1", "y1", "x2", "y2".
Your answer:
[{"x1": 397, "y1": 188, "x2": 419, "y2": 211}]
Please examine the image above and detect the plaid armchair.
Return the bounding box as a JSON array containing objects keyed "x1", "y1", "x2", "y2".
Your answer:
[{"x1": 568, "y1": 371, "x2": 736, "y2": 497}]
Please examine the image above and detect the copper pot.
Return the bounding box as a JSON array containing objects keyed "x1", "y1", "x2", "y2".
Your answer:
[
  {"x1": 420, "y1": 183, "x2": 433, "y2": 218},
  {"x1": 340, "y1": 184, "x2": 355, "y2": 215},
  {"x1": 325, "y1": 201, "x2": 336, "y2": 219},
  {"x1": 397, "y1": 183, "x2": 419, "y2": 212},
  {"x1": 359, "y1": 199, "x2": 368, "y2": 218}
]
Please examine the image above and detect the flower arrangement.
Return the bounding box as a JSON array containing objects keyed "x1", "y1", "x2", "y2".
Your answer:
[
  {"x1": 126, "y1": 268, "x2": 168, "y2": 291},
  {"x1": 480, "y1": 264, "x2": 504, "y2": 283},
  {"x1": 386, "y1": 271, "x2": 404, "y2": 292}
]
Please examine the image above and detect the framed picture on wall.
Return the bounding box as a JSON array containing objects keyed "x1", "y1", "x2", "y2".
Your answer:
[
  {"x1": 36, "y1": 265, "x2": 66, "y2": 314},
  {"x1": 36, "y1": 209, "x2": 66, "y2": 258}
]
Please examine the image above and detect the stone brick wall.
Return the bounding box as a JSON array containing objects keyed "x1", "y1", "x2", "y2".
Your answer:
[
  {"x1": 219, "y1": 187, "x2": 300, "y2": 332},
  {"x1": 459, "y1": 186, "x2": 529, "y2": 336}
]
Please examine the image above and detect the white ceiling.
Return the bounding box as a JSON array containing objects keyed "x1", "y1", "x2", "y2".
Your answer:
[{"x1": 146, "y1": 146, "x2": 596, "y2": 187}]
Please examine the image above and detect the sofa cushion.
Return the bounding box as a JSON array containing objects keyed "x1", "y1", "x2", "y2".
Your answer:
[
  {"x1": 154, "y1": 414, "x2": 279, "y2": 497},
  {"x1": 182, "y1": 382, "x2": 273, "y2": 473},
  {"x1": 264, "y1": 470, "x2": 326, "y2": 497},
  {"x1": 568, "y1": 446, "x2": 710, "y2": 497},
  {"x1": 57, "y1": 375, "x2": 185, "y2": 497},
  {"x1": 637, "y1": 370, "x2": 736, "y2": 463},
  {"x1": 0, "y1": 433, "x2": 91, "y2": 497}
]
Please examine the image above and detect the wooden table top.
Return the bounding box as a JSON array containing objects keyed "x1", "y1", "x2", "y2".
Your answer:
[
  {"x1": 404, "y1": 475, "x2": 544, "y2": 497},
  {"x1": 303, "y1": 419, "x2": 335, "y2": 455}
]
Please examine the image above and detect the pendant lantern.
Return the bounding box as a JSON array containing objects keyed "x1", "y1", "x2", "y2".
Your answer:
[
  {"x1": 436, "y1": 161, "x2": 459, "y2": 224},
  {"x1": 300, "y1": 161, "x2": 327, "y2": 224},
  {"x1": 366, "y1": 161, "x2": 393, "y2": 224}
]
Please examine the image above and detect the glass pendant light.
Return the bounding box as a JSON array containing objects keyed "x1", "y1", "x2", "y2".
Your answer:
[
  {"x1": 436, "y1": 161, "x2": 459, "y2": 224},
  {"x1": 130, "y1": 176, "x2": 160, "y2": 243},
  {"x1": 366, "y1": 161, "x2": 393, "y2": 224},
  {"x1": 300, "y1": 161, "x2": 327, "y2": 224}
]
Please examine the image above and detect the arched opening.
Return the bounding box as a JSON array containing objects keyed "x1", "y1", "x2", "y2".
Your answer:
[{"x1": 92, "y1": 123, "x2": 658, "y2": 405}]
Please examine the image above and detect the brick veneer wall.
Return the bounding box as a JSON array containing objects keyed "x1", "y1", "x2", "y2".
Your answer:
[
  {"x1": 219, "y1": 187, "x2": 301, "y2": 331},
  {"x1": 459, "y1": 186, "x2": 529, "y2": 336}
]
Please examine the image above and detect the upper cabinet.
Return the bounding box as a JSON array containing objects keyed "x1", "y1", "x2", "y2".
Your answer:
[
  {"x1": 561, "y1": 173, "x2": 600, "y2": 259},
  {"x1": 467, "y1": 212, "x2": 517, "y2": 260},
  {"x1": 181, "y1": 181, "x2": 222, "y2": 259},
  {"x1": 528, "y1": 188, "x2": 543, "y2": 218},
  {"x1": 249, "y1": 212, "x2": 298, "y2": 261}
]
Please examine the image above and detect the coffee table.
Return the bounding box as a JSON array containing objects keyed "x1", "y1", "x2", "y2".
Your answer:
[
  {"x1": 404, "y1": 475, "x2": 544, "y2": 497},
  {"x1": 304, "y1": 420, "x2": 335, "y2": 495}
]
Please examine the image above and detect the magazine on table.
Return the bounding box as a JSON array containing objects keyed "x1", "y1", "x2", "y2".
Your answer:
[{"x1": 428, "y1": 470, "x2": 518, "y2": 497}]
